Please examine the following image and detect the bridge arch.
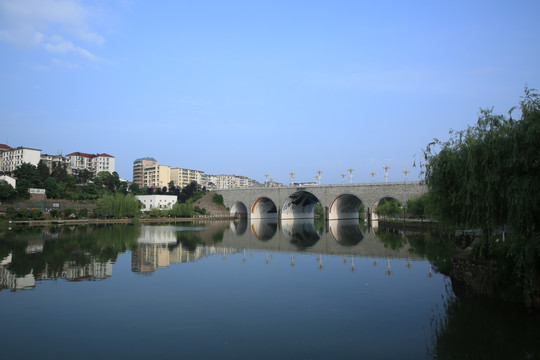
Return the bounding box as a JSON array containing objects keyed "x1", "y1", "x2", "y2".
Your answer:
[
  {"x1": 251, "y1": 197, "x2": 278, "y2": 219},
  {"x1": 328, "y1": 194, "x2": 364, "y2": 220},
  {"x1": 282, "y1": 191, "x2": 321, "y2": 220},
  {"x1": 230, "y1": 202, "x2": 248, "y2": 218}
]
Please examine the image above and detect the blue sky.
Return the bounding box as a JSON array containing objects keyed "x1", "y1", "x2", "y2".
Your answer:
[{"x1": 1, "y1": 0, "x2": 539, "y2": 184}]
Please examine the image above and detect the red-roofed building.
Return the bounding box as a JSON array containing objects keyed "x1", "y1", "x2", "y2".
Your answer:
[{"x1": 66, "y1": 152, "x2": 115, "y2": 175}]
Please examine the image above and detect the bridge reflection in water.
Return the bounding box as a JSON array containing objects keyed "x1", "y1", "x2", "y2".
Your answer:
[
  {"x1": 131, "y1": 219, "x2": 423, "y2": 274},
  {"x1": 223, "y1": 218, "x2": 418, "y2": 259}
]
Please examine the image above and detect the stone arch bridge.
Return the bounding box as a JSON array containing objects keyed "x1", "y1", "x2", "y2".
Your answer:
[{"x1": 216, "y1": 182, "x2": 427, "y2": 220}]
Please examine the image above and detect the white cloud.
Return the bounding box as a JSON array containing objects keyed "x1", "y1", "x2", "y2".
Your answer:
[
  {"x1": 42, "y1": 34, "x2": 102, "y2": 62},
  {"x1": 0, "y1": 0, "x2": 105, "y2": 62},
  {"x1": 52, "y1": 58, "x2": 79, "y2": 69}
]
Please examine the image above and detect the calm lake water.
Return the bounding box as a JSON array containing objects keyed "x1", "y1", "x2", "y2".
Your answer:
[{"x1": 1, "y1": 220, "x2": 538, "y2": 359}]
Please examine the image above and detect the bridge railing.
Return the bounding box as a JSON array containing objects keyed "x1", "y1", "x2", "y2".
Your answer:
[{"x1": 244, "y1": 181, "x2": 424, "y2": 189}]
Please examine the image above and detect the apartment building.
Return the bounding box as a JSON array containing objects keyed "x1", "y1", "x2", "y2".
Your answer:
[
  {"x1": 170, "y1": 167, "x2": 205, "y2": 188},
  {"x1": 133, "y1": 157, "x2": 158, "y2": 187},
  {"x1": 142, "y1": 164, "x2": 171, "y2": 188},
  {"x1": 0, "y1": 145, "x2": 41, "y2": 173},
  {"x1": 205, "y1": 174, "x2": 260, "y2": 190},
  {"x1": 40, "y1": 154, "x2": 71, "y2": 173},
  {"x1": 66, "y1": 152, "x2": 115, "y2": 176}
]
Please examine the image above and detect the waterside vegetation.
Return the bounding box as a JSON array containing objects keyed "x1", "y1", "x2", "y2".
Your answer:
[{"x1": 421, "y1": 88, "x2": 540, "y2": 305}]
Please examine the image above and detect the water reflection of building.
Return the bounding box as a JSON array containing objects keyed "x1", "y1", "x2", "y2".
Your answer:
[
  {"x1": 62, "y1": 260, "x2": 113, "y2": 281},
  {"x1": 132, "y1": 244, "x2": 171, "y2": 273},
  {"x1": 0, "y1": 250, "x2": 113, "y2": 291},
  {"x1": 0, "y1": 266, "x2": 36, "y2": 291},
  {"x1": 138, "y1": 225, "x2": 178, "y2": 244}
]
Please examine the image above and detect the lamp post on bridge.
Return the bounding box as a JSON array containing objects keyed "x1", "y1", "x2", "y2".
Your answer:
[
  {"x1": 370, "y1": 172, "x2": 376, "y2": 184},
  {"x1": 383, "y1": 165, "x2": 390, "y2": 183},
  {"x1": 403, "y1": 170, "x2": 409, "y2": 183},
  {"x1": 316, "y1": 170, "x2": 322, "y2": 185},
  {"x1": 341, "y1": 174, "x2": 346, "y2": 184},
  {"x1": 348, "y1": 168, "x2": 354, "y2": 184},
  {"x1": 289, "y1": 172, "x2": 295, "y2": 186},
  {"x1": 264, "y1": 173, "x2": 269, "y2": 187}
]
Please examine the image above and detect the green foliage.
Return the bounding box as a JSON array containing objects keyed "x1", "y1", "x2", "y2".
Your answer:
[
  {"x1": 15, "y1": 178, "x2": 32, "y2": 200},
  {"x1": 75, "y1": 169, "x2": 94, "y2": 184},
  {"x1": 0, "y1": 180, "x2": 16, "y2": 202},
  {"x1": 94, "y1": 194, "x2": 142, "y2": 218},
  {"x1": 178, "y1": 181, "x2": 201, "y2": 203},
  {"x1": 50, "y1": 163, "x2": 69, "y2": 183},
  {"x1": 169, "y1": 202, "x2": 194, "y2": 217},
  {"x1": 45, "y1": 177, "x2": 61, "y2": 199},
  {"x1": 128, "y1": 182, "x2": 144, "y2": 195},
  {"x1": 13, "y1": 163, "x2": 40, "y2": 187},
  {"x1": 148, "y1": 208, "x2": 163, "y2": 218},
  {"x1": 423, "y1": 87, "x2": 540, "y2": 303},
  {"x1": 77, "y1": 208, "x2": 88, "y2": 218},
  {"x1": 212, "y1": 230, "x2": 224, "y2": 242},
  {"x1": 212, "y1": 193, "x2": 224, "y2": 206},
  {"x1": 37, "y1": 160, "x2": 50, "y2": 185},
  {"x1": 94, "y1": 171, "x2": 123, "y2": 193},
  {"x1": 376, "y1": 229, "x2": 407, "y2": 250},
  {"x1": 407, "y1": 193, "x2": 433, "y2": 219},
  {"x1": 63, "y1": 208, "x2": 77, "y2": 218},
  {"x1": 5, "y1": 206, "x2": 17, "y2": 219},
  {"x1": 193, "y1": 206, "x2": 206, "y2": 215},
  {"x1": 8, "y1": 208, "x2": 43, "y2": 220},
  {"x1": 314, "y1": 202, "x2": 324, "y2": 218},
  {"x1": 375, "y1": 198, "x2": 402, "y2": 219}
]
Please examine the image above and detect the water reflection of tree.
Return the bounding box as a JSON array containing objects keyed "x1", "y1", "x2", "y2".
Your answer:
[
  {"x1": 427, "y1": 289, "x2": 540, "y2": 359},
  {"x1": 407, "y1": 232, "x2": 455, "y2": 275},
  {"x1": 314, "y1": 218, "x2": 325, "y2": 234},
  {"x1": 375, "y1": 228, "x2": 407, "y2": 250},
  {"x1": 175, "y1": 231, "x2": 203, "y2": 252}
]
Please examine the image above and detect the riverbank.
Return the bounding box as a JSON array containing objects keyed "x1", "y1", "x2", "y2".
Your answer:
[
  {"x1": 6, "y1": 215, "x2": 234, "y2": 227},
  {"x1": 377, "y1": 219, "x2": 442, "y2": 232},
  {"x1": 379, "y1": 220, "x2": 540, "y2": 308}
]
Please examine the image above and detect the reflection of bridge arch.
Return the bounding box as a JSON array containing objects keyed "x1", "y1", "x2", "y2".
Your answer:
[
  {"x1": 282, "y1": 191, "x2": 320, "y2": 220},
  {"x1": 230, "y1": 220, "x2": 247, "y2": 236},
  {"x1": 281, "y1": 219, "x2": 321, "y2": 250},
  {"x1": 230, "y1": 202, "x2": 248, "y2": 218},
  {"x1": 251, "y1": 197, "x2": 278, "y2": 219},
  {"x1": 251, "y1": 219, "x2": 278, "y2": 241},
  {"x1": 328, "y1": 194, "x2": 363, "y2": 220},
  {"x1": 328, "y1": 219, "x2": 364, "y2": 245}
]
